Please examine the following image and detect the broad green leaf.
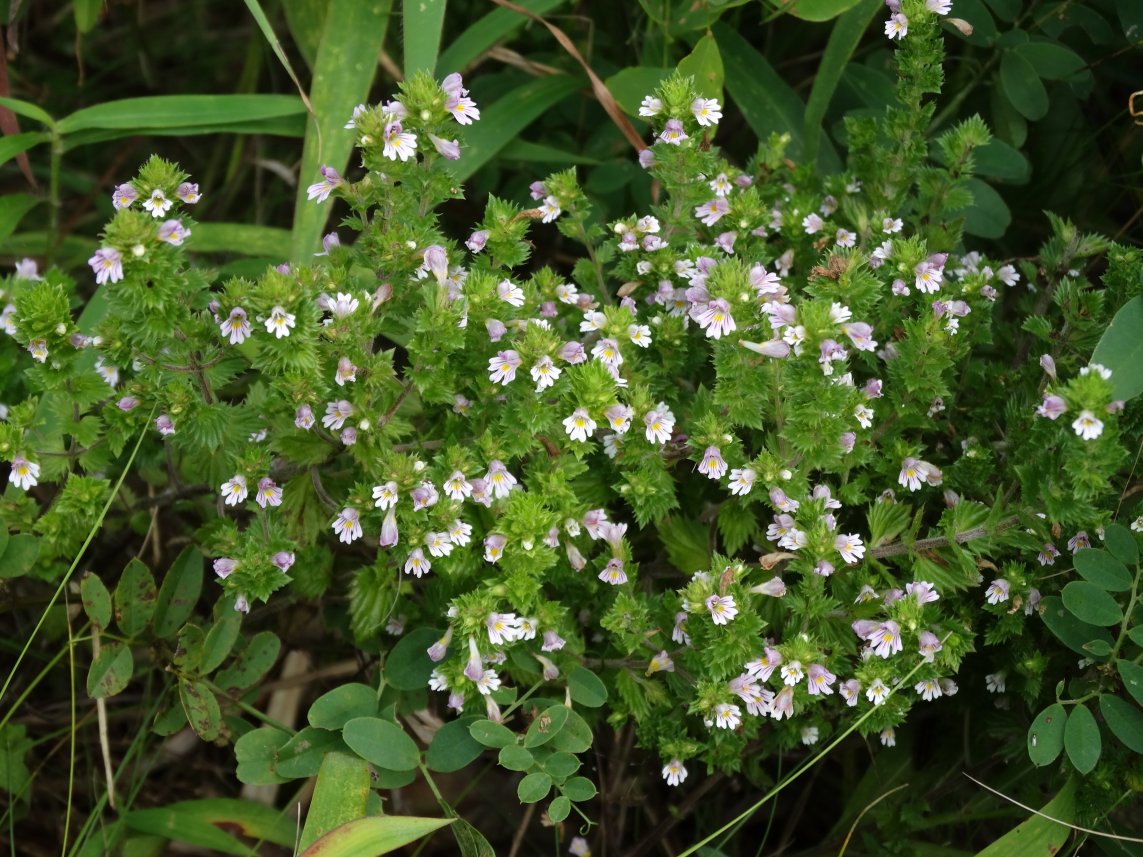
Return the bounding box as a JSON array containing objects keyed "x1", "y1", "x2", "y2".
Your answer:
[
  {"x1": 548, "y1": 708, "x2": 592, "y2": 753},
  {"x1": 999, "y1": 52, "x2": 1049, "y2": 120},
  {"x1": 1027, "y1": 703, "x2": 1066, "y2": 766},
  {"x1": 955, "y1": 0, "x2": 999, "y2": 45},
  {"x1": 87, "y1": 643, "x2": 134, "y2": 699},
  {"x1": 179, "y1": 680, "x2": 222, "y2": 741},
  {"x1": 290, "y1": 0, "x2": 391, "y2": 260},
  {"x1": 1072, "y1": 548, "x2": 1132, "y2": 591},
  {"x1": 437, "y1": 0, "x2": 566, "y2": 74},
  {"x1": 1014, "y1": 42, "x2": 1087, "y2": 80},
  {"x1": 342, "y1": 717, "x2": 420, "y2": 771},
  {"x1": 448, "y1": 818, "x2": 495, "y2": 857},
  {"x1": 300, "y1": 751, "x2": 372, "y2": 850},
  {"x1": 276, "y1": 727, "x2": 346, "y2": 779},
  {"x1": 498, "y1": 744, "x2": 534, "y2": 771},
  {"x1": 0, "y1": 96, "x2": 56, "y2": 128},
  {"x1": 384, "y1": 626, "x2": 441, "y2": 690},
  {"x1": 498, "y1": 139, "x2": 602, "y2": 166},
  {"x1": 469, "y1": 718, "x2": 517, "y2": 748},
  {"x1": 1082, "y1": 639, "x2": 1112, "y2": 658},
  {"x1": 0, "y1": 195, "x2": 41, "y2": 247},
  {"x1": 299, "y1": 815, "x2": 453, "y2": 857},
  {"x1": 1040, "y1": 595, "x2": 1115, "y2": 655},
  {"x1": 450, "y1": 75, "x2": 583, "y2": 183},
  {"x1": 1091, "y1": 297, "x2": 1143, "y2": 401},
  {"x1": 804, "y1": 0, "x2": 881, "y2": 162},
  {"x1": 548, "y1": 795, "x2": 571, "y2": 823},
  {"x1": 777, "y1": 0, "x2": 864, "y2": 22},
  {"x1": 215, "y1": 631, "x2": 281, "y2": 693},
  {"x1": 659, "y1": 516, "x2": 710, "y2": 573},
  {"x1": 190, "y1": 224, "x2": 293, "y2": 259},
  {"x1": 200, "y1": 610, "x2": 243, "y2": 675},
  {"x1": 568, "y1": 666, "x2": 607, "y2": 708},
  {"x1": 173, "y1": 624, "x2": 206, "y2": 672},
  {"x1": 677, "y1": 34, "x2": 724, "y2": 101},
  {"x1": 1116, "y1": 0, "x2": 1143, "y2": 41},
  {"x1": 1117, "y1": 660, "x2": 1143, "y2": 708},
  {"x1": 308, "y1": 683, "x2": 379, "y2": 729},
  {"x1": 61, "y1": 116, "x2": 306, "y2": 150},
  {"x1": 404, "y1": 0, "x2": 447, "y2": 77},
  {"x1": 517, "y1": 771, "x2": 552, "y2": 803},
  {"x1": 973, "y1": 139, "x2": 1031, "y2": 182},
  {"x1": 281, "y1": 0, "x2": 329, "y2": 68},
  {"x1": 964, "y1": 178, "x2": 1011, "y2": 239},
  {"x1": 1103, "y1": 524, "x2": 1139, "y2": 565},
  {"x1": 74, "y1": 0, "x2": 101, "y2": 31},
  {"x1": 153, "y1": 546, "x2": 204, "y2": 638},
  {"x1": 80, "y1": 572, "x2": 112, "y2": 629},
  {"x1": 561, "y1": 775, "x2": 597, "y2": 802},
  {"x1": 1100, "y1": 694, "x2": 1143, "y2": 753},
  {"x1": 0, "y1": 132, "x2": 49, "y2": 169},
  {"x1": 974, "y1": 778, "x2": 1075, "y2": 857},
  {"x1": 1061, "y1": 581, "x2": 1123, "y2": 626},
  {"x1": 235, "y1": 726, "x2": 291, "y2": 785},
  {"x1": 57, "y1": 95, "x2": 305, "y2": 134},
  {"x1": 426, "y1": 715, "x2": 483, "y2": 773},
  {"x1": 127, "y1": 798, "x2": 295, "y2": 854},
  {"x1": 543, "y1": 751, "x2": 581, "y2": 780},
  {"x1": 606, "y1": 66, "x2": 672, "y2": 118},
  {"x1": 990, "y1": 80, "x2": 1027, "y2": 148},
  {"x1": 983, "y1": 0, "x2": 1020, "y2": 21},
  {"x1": 524, "y1": 705, "x2": 569, "y2": 748},
  {"x1": 114, "y1": 558, "x2": 157, "y2": 637},
  {"x1": 1063, "y1": 703, "x2": 1101, "y2": 774},
  {"x1": 153, "y1": 698, "x2": 188, "y2": 736}
]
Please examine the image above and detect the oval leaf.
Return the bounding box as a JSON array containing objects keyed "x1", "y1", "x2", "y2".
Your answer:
[
  {"x1": 1072, "y1": 548, "x2": 1132, "y2": 591},
  {"x1": 342, "y1": 717, "x2": 420, "y2": 772},
  {"x1": 1100, "y1": 694, "x2": 1143, "y2": 753},
  {"x1": 469, "y1": 719, "x2": 517, "y2": 748},
  {"x1": 517, "y1": 771, "x2": 553, "y2": 804},
  {"x1": 215, "y1": 631, "x2": 281, "y2": 694},
  {"x1": 114, "y1": 558, "x2": 157, "y2": 638},
  {"x1": 426, "y1": 716, "x2": 483, "y2": 773},
  {"x1": 498, "y1": 744, "x2": 534, "y2": 772},
  {"x1": 80, "y1": 572, "x2": 112, "y2": 629},
  {"x1": 1063, "y1": 703, "x2": 1101, "y2": 774},
  {"x1": 87, "y1": 642, "x2": 133, "y2": 699},
  {"x1": 309, "y1": 683, "x2": 379, "y2": 730},
  {"x1": 1061, "y1": 581, "x2": 1124, "y2": 626},
  {"x1": 524, "y1": 705, "x2": 570, "y2": 749},
  {"x1": 1117, "y1": 660, "x2": 1143, "y2": 708},
  {"x1": 568, "y1": 666, "x2": 607, "y2": 708},
  {"x1": 562, "y1": 775, "x2": 598, "y2": 802},
  {"x1": 179, "y1": 680, "x2": 222, "y2": 741},
  {"x1": 0, "y1": 533, "x2": 40, "y2": 580},
  {"x1": 200, "y1": 609, "x2": 243, "y2": 675},
  {"x1": 1091, "y1": 296, "x2": 1143, "y2": 401},
  {"x1": 1040, "y1": 595, "x2": 1115, "y2": 655},
  {"x1": 542, "y1": 751, "x2": 581, "y2": 780},
  {"x1": 677, "y1": 34, "x2": 724, "y2": 101},
  {"x1": 549, "y1": 709, "x2": 593, "y2": 754},
  {"x1": 1027, "y1": 703, "x2": 1067, "y2": 766},
  {"x1": 383, "y1": 627, "x2": 442, "y2": 691},
  {"x1": 781, "y1": 0, "x2": 864, "y2": 21},
  {"x1": 548, "y1": 795, "x2": 571, "y2": 823},
  {"x1": 276, "y1": 727, "x2": 345, "y2": 780},
  {"x1": 234, "y1": 726, "x2": 291, "y2": 786},
  {"x1": 154, "y1": 546, "x2": 204, "y2": 638},
  {"x1": 1102, "y1": 524, "x2": 1139, "y2": 565},
  {"x1": 999, "y1": 51, "x2": 1049, "y2": 121}
]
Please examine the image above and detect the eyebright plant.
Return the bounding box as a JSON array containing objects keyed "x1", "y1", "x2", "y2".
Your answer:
[{"x1": 2, "y1": 0, "x2": 1141, "y2": 837}]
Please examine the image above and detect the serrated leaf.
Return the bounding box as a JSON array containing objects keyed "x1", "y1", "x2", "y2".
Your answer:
[
  {"x1": 1100, "y1": 694, "x2": 1143, "y2": 753},
  {"x1": 80, "y1": 572, "x2": 112, "y2": 629},
  {"x1": 342, "y1": 717, "x2": 420, "y2": 771},
  {"x1": 1102, "y1": 524, "x2": 1139, "y2": 565},
  {"x1": 308, "y1": 683, "x2": 379, "y2": 729},
  {"x1": 1061, "y1": 581, "x2": 1123, "y2": 626},
  {"x1": 426, "y1": 716, "x2": 483, "y2": 773},
  {"x1": 1117, "y1": 660, "x2": 1143, "y2": 708},
  {"x1": 1027, "y1": 703, "x2": 1067, "y2": 766},
  {"x1": 87, "y1": 642, "x2": 133, "y2": 699},
  {"x1": 517, "y1": 771, "x2": 552, "y2": 803},
  {"x1": 1072, "y1": 549, "x2": 1132, "y2": 591},
  {"x1": 1091, "y1": 297, "x2": 1143, "y2": 401}
]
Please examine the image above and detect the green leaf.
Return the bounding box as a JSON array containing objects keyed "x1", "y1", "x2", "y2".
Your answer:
[
  {"x1": 1027, "y1": 703, "x2": 1067, "y2": 766},
  {"x1": 568, "y1": 666, "x2": 607, "y2": 708},
  {"x1": 235, "y1": 726, "x2": 291, "y2": 785},
  {"x1": 1129, "y1": 625, "x2": 1143, "y2": 647},
  {"x1": 448, "y1": 818, "x2": 495, "y2": 857},
  {"x1": 299, "y1": 751, "x2": 373, "y2": 850},
  {"x1": 469, "y1": 718, "x2": 517, "y2": 748},
  {"x1": 384, "y1": 627, "x2": 441, "y2": 691},
  {"x1": 1103, "y1": 524, "x2": 1139, "y2": 565},
  {"x1": 290, "y1": 0, "x2": 392, "y2": 260},
  {"x1": 561, "y1": 775, "x2": 597, "y2": 802},
  {"x1": 308, "y1": 683, "x2": 379, "y2": 729},
  {"x1": 1082, "y1": 638, "x2": 1112, "y2": 658},
  {"x1": 974, "y1": 778, "x2": 1075, "y2": 857},
  {"x1": 281, "y1": 0, "x2": 328, "y2": 68},
  {"x1": 0, "y1": 521, "x2": 8, "y2": 561},
  {"x1": 964, "y1": 177, "x2": 1011, "y2": 239},
  {"x1": 973, "y1": 138, "x2": 1031, "y2": 182},
  {"x1": 298, "y1": 815, "x2": 453, "y2": 857},
  {"x1": 498, "y1": 744, "x2": 534, "y2": 772},
  {"x1": 438, "y1": 0, "x2": 566, "y2": 74},
  {"x1": 778, "y1": 0, "x2": 864, "y2": 22},
  {"x1": 999, "y1": 51, "x2": 1049, "y2": 121},
  {"x1": 606, "y1": 66, "x2": 673, "y2": 117},
  {"x1": 179, "y1": 680, "x2": 222, "y2": 741},
  {"x1": 1091, "y1": 297, "x2": 1143, "y2": 401},
  {"x1": 404, "y1": 0, "x2": 446, "y2": 77},
  {"x1": 498, "y1": 139, "x2": 602, "y2": 166},
  {"x1": 0, "y1": 132, "x2": 49, "y2": 170},
  {"x1": 677, "y1": 34, "x2": 724, "y2": 101},
  {"x1": 214, "y1": 631, "x2": 281, "y2": 693},
  {"x1": 1061, "y1": 581, "x2": 1124, "y2": 626},
  {"x1": 190, "y1": 223, "x2": 292, "y2": 259},
  {"x1": 517, "y1": 771, "x2": 553, "y2": 803},
  {"x1": 126, "y1": 798, "x2": 295, "y2": 854},
  {"x1": 276, "y1": 727, "x2": 346, "y2": 779},
  {"x1": 1100, "y1": 694, "x2": 1143, "y2": 753},
  {"x1": 1117, "y1": 660, "x2": 1143, "y2": 708},
  {"x1": 0, "y1": 96, "x2": 56, "y2": 128},
  {"x1": 342, "y1": 717, "x2": 421, "y2": 771},
  {"x1": 1040, "y1": 596, "x2": 1115, "y2": 656},
  {"x1": 0, "y1": 195, "x2": 41, "y2": 247},
  {"x1": 173, "y1": 624, "x2": 206, "y2": 673},
  {"x1": 200, "y1": 610, "x2": 243, "y2": 675},
  {"x1": 80, "y1": 572, "x2": 112, "y2": 629},
  {"x1": 659, "y1": 516, "x2": 710, "y2": 573},
  {"x1": 426, "y1": 716, "x2": 483, "y2": 773},
  {"x1": 1072, "y1": 548, "x2": 1132, "y2": 591},
  {"x1": 74, "y1": 0, "x2": 101, "y2": 32},
  {"x1": 542, "y1": 751, "x2": 580, "y2": 780},
  {"x1": 114, "y1": 559, "x2": 157, "y2": 637},
  {"x1": 57, "y1": 95, "x2": 305, "y2": 134},
  {"x1": 450, "y1": 75, "x2": 583, "y2": 183},
  {"x1": 548, "y1": 795, "x2": 571, "y2": 823},
  {"x1": 804, "y1": 0, "x2": 881, "y2": 163},
  {"x1": 548, "y1": 708, "x2": 592, "y2": 753},
  {"x1": 983, "y1": 0, "x2": 1020, "y2": 21},
  {"x1": 153, "y1": 546, "x2": 204, "y2": 637},
  {"x1": 524, "y1": 705, "x2": 569, "y2": 748},
  {"x1": 86, "y1": 642, "x2": 134, "y2": 699},
  {"x1": 153, "y1": 697, "x2": 189, "y2": 737},
  {"x1": 1063, "y1": 703, "x2": 1101, "y2": 774},
  {"x1": 1013, "y1": 42, "x2": 1087, "y2": 80}
]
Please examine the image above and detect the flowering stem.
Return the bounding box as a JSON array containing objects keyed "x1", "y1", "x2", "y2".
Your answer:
[{"x1": 868, "y1": 515, "x2": 1021, "y2": 560}]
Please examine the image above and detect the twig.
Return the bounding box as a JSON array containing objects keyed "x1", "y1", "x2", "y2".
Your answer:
[
  {"x1": 90, "y1": 624, "x2": 116, "y2": 810},
  {"x1": 869, "y1": 515, "x2": 1021, "y2": 560},
  {"x1": 507, "y1": 801, "x2": 536, "y2": 857}
]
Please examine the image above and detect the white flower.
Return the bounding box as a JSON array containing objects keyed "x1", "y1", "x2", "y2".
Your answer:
[
  {"x1": 265, "y1": 306, "x2": 296, "y2": 338},
  {"x1": 706, "y1": 594, "x2": 737, "y2": 625},
  {"x1": 221, "y1": 474, "x2": 248, "y2": 506},
  {"x1": 8, "y1": 455, "x2": 39, "y2": 490},
  {"x1": 866, "y1": 678, "x2": 890, "y2": 705},
  {"x1": 691, "y1": 97, "x2": 722, "y2": 126},
  {"x1": 713, "y1": 702, "x2": 741, "y2": 729},
  {"x1": 333, "y1": 507, "x2": 363, "y2": 544},
  {"x1": 834, "y1": 533, "x2": 865, "y2": 564},
  {"x1": 800, "y1": 726, "x2": 819, "y2": 746},
  {"x1": 497, "y1": 279, "x2": 525, "y2": 307},
  {"x1": 142, "y1": 189, "x2": 172, "y2": 218},
  {"x1": 1072, "y1": 410, "x2": 1104, "y2": 440},
  {"x1": 372, "y1": 481, "x2": 399, "y2": 509},
  {"x1": 662, "y1": 759, "x2": 687, "y2": 786},
  {"x1": 885, "y1": 12, "x2": 908, "y2": 39},
  {"x1": 627, "y1": 324, "x2": 652, "y2": 347},
  {"x1": 781, "y1": 661, "x2": 805, "y2": 686},
  {"x1": 530, "y1": 356, "x2": 561, "y2": 392},
  {"x1": 985, "y1": 671, "x2": 1006, "y2": 693},
  {"x1": 563, "y1": 408, "x2": 597, "y2": 442},
  {"x1": 728, "y1": 468, "x2": 756, "y2": 496},
  {"x1": 638, "y1": 95, "x2": 662, "y2": 117}
]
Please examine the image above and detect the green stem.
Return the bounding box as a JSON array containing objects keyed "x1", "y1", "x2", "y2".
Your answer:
[{"x1": 1109, "y1": 563, "x2": 1140, "y2": 663}]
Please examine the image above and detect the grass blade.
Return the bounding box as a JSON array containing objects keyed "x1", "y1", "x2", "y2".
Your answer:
[
  {"x1": 291, "y1": 0, "x2": 392, "y2": 261},
  {"x1": 300, "y1": 816, "x2": 454, "y2": 857},
  {"x1": 243, "y1": 0, "x2": 315, "y2": 114},
  {"x1": 126, "y1": 798, "x2": 296, "y2": 853},
  {"x1": 0, "y1": 131, "x2": 49, "y2": 170},
  {"x1": 190, "y1": 223, "x2": 293, "y2": 259},
  {"x1": 437, "y1": 0, "x2": 565, "y2": 74},
  {"x1": 0, "y1": 193, "x2": 41, "y2": 245},
  {"x1": 56, "y1": 95, "x2": 305, "y2": 135},
  {"x1": 804, "y1": 0, "x2": 880, "y2": 162},
  {"x1": 404, "y1": 0, "x2": 447, "y2": 77},
  {"x1": 300, "y1": 751, "x2": 371, "y2": 850},
  {"x1": 0, "y1": 95, "x2": 56, "y2": 129}
]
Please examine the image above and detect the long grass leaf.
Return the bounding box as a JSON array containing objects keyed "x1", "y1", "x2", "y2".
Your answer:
[
  {"x1": 299, "y1": 752, "x2": 371, "y2": 850},
  {"x1": 450, "y1": 75, "x2": 583, "y2": 183},
  {"x1": 281, "y1": 0, "x2": 329, "y2": 69},
  {"x1": 804, "y1": 0, "x2": 880, "y2": 162},
  {"x1": 0, "y1": 95, "x2": 56, "y2": 129},
  {"x1": 291, "y1": 0, "x2": 392, "y2": 260},
  {"x1": 188, "y1": 223, "x2": 293, "y2": 258},
  {"x1": 300, "y1": 816, "x2": 454, "y2": 856},
  {"x1": 436, "y1": 0, "x2": 565, "y2": 74},
  {"x1": 56, "y1": 95, "x2": 304, "y2": 135},
  {"x1": 0, "y1": 131, "x2": 49, "y2": 169},
  {"x1": 404, "y1": 0, "x2": 447, "y2": 77},
  {"x1": 243, "y1": 0, "x2": 315, "y2": 114},
  {"x1": 61, "y1": 116, "x2": 306, "y2": 151},
  {"x1": 126, "y1": 798, "x2": 296, "y2": 852},
  {"x1": 0, "y1": 194, "x2": 40, "y2": 246}
]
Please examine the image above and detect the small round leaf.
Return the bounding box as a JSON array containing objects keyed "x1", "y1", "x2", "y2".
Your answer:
[
  {"x1": 426, "y1": 716, "x2": 483, "y2": 773},
  {"x1": 568, "y1": 666, "x2": 608, "y2": 708},
  {"x1": 498, "y1": 744, "x2": 534, "y2": 772},
  {"x1": 1061, "y1": 581, "x2": 1123, "y2": 626},
  {"x1": 383, "y1": 627, "x2": 442, "y2": 691},
  {"x1": 999, "y1": 51, "x2": 1049, "y2": 120},
  {"x1": 1040, "y1": 596, "x2": 1114, "y2": 655},
  {"x1": 1063, "y1": 703, "x2": 1101, "y2": 775},
  {"x1": 308, "y1": 683, "x2": 378, "y2": 729},
  {"x1": 517, "y1": 772, "x2": 553, "y2": 803},
  {"x1": 1027, "y1": 703, "x2": 1067, "y2": 766},
  {"x1": 524, "y1": 705, "x2": 569, "y2": 749},
  {"x1": 543, "y1": 752, "x2": 581, "y2": 781},
  {"x1": 1072, "y1": 548, "x2": 1132, "y2": 591},
  {"x1": 548, "y1": 796, "x2": 571, "y2": 823},
  {"x1": 86, "y1": 642, "x2": 133, "y2": 699},
  {"x1": 562, "y1": 776, "x2": 598, "y2": 802},
  {"x1": 469, "y1": 719, "x2": 517, "y2": 748},
  {"x1": 342, "y1": 717, "x2": 420, "y2": 771},
  {"x1": 80, "y1": 572, "x2": 112, "y2": 629}
]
